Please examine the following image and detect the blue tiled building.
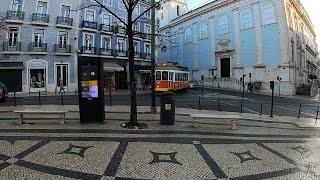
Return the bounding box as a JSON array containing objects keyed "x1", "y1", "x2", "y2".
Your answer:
[
  {"x1": 0, "y1": 0, "x2": 79, "y2": 93},
  {"x1": 158, "y1": 0, "x2": 319, "y2": 95},
  {"x1": 0, "y1": 0, "x2": 153, "y2": 92}
]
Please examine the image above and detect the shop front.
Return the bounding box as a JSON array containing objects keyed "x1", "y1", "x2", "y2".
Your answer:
[
  {"x1": 103, "y1": 62, "x2": 126, "y2": 90},
  {"x1": 0, "y1": 62, "x2": 23, "y2": 92},
  {"x1": 135, "y1": 65, "x2": 152, "y2": 90},
  {"x1": 27, "y1": 60, "x2": 47, "y2": 92}
]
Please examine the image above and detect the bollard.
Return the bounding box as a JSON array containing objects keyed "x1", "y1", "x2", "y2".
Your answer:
[
  {"x1": 38, "y1": 91, "x2": 41, "y2": 105},
  {"x1": 298, "y1": 104, "x2": 302, "y2": 118},
  {"x1": 260, "y1": 104, "x2": 263, "y2": 116},
  {"x1": 218, "y1": 98, "x2": 221, "y2": 111},
  {"x1": 14, "y1": 90, "x2": 17, "y2": 106},
  {"x1": 316, "y1": 106, "x2": 319, "y2": 122},
  {"x1": 61, "y1": 93, "x2": 64, "y2": 106},
  {"x1": 198, "y1": 97, "x2": 201, "y2": 110},
  {"x1": 240, "y1": 101, "x2": 243, "y2": 113},
  {"x1": 109, "y1": 90, "x2": 112, "y2": 106},
  {"x1": 230, "y1": 120, "x2": 238, "y2": 130}
]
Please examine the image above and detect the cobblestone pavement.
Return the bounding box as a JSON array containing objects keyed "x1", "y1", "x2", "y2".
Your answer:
[{"x1": 1, "y1": 117, "x2": 320, "y2": 180}]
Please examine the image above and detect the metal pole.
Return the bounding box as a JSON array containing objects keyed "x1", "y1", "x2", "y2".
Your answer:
[
  {"x1": 14, "y1": 90, "x2": 16, "y2": 106},
  {"x1": 240, "y1": 100, "x2": 243, "y2": 113},
  {"x1": 150, "y1": 0, "x2": 156, "y2": 114},
  {"x1": 198, "y1": 97, "x2": 201, "y2": 110},
  {"x1": 278, "y1": 80, "x2": 281, "y2": 97},
  {"x1": 61, "y1": 93, "x2": 64, "y2": 106},
  {"x1": 218, "y1": 98, "x2": 221, "y2": 111},
  {"x1": 202, "y1": 81, "x2": 204, "y2": 96},
  {"x1": 270, "y1": 89, "x2": 274, "y2": 117},
  {"x1": 298, "y1": 104, "x2": 301, "y2": 118},
  {"x1": 38, "y1": 91, "x2": 41, "y2": 105},
  {"x1": 316, "y1": 106, "x2": 319, "y2": 122},
  {"x1": 242, "y1": 75, "x2": 246, "y2": 99},
  {"x1": 260, "y1": 103, "x2": 262, "y2": 115},
  {"x1": 109, "y1": 90, "x2": 112, "y2": 106}
]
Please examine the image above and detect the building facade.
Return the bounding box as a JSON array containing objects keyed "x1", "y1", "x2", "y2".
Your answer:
[
  {"x1": 158, "y1": 0, "x2": 319, "y2": 95},
  {"x1": 0, "y1": 0, "x2": 80, "y2": 93},
  {"x1": 0, "y1": 0, "x2": 152, "y2": 93},
  {"x1": 78, "y1": 0, "x2": 152, "y2": 90}
]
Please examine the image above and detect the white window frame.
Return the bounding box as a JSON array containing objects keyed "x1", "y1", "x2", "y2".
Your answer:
[
  {"x1": 102, "y1": 13, "x2": 111, "y2": 25},
  {"x1": 103, "y1": 0, "x2": 112, "y2": 6},
  {"x1": 101, "y1": 35, "x2": 112, "y2": 50},
  {"x1": 144, "y1": 42, "x2": 151, "y2": 54},
  {"x1": 35, "y1": 0, "x2": 48, "y2": 14},
  {"x1": 144, "y1": 24, "x2": 151, "y2": 34},
  {"x1": 57, "y1": 30, "x2": 69, "y2": 47},
  {"x1": 134, "y1": 4, "x2": 140, "y2": 14},
  {"x1": 82, "y1": 32, "x2": 95, "y2": 48},
  {"x1": 184, "y1": 27, "x2": 191, "y2": 43},
  {"x1": 32, "y1": 27, "x2": 46, "y2": 44},
  {"x1": 6, "y1": 26, "x2": 20, "y2": 45},
  {"x1": 11, "y1": 0, "x2": 24, "y2": 12},
  {"x1": 133, "y1": 40, "x2": 140, "y2": 53},
  {"x1": 199, "y1": 22, "x2": 208, "y2": 39},
  {"x1": 261, "y1": 1, "x2": 276, "y2": 25},
  {"x1": 85, "y1": 9, "x2": 95, "y2": 22},
  {"x1": 117, "y1": 38, "x2": 126, "y2": 51},
  {"x1": 59, "y1": 4, "x2": 71, "y2": 17},
  {"x1": 133, "y1": 22, "x2": 140, "y2": 32},
  {"x1": 240, "y1": 7, "x2": 253, "y2": 30},
  {"x1": 219, "y1": 14, "x2": 229, "y2": 34}
]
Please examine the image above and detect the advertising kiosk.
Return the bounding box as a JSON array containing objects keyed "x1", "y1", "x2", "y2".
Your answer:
[{"x1": 78, "y1": 59, "x2": 105, "y2": 123}]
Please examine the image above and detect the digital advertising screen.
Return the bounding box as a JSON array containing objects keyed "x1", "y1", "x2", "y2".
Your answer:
[{"x1": 81, "y1": 80, "x2": 99, "y2": 99}]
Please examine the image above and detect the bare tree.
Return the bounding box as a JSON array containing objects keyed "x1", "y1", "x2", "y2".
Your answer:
[{"x1": 83, "y1": 0, "x2": 166, "y2": 128}]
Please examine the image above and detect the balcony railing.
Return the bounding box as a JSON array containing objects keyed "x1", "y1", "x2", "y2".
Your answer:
[
  {"x1": 141, "y1": 53, "x2": 151, "y2": 59},
  {"x1": 56, "y1": 16, "x2": 73, "y2": 26},
  {"x1": 99, "y1": 48, "x2": 113, "y2": 56},
  {"x1": 2, "y1": 41, "x2": 22, "y2": 52},
  {"x1": 32, "y1": 13, "x2": 50, "y2": 23},
  {"x1": 114, "y1": 50, "x2": 128, "y2": 57},
  {"x1": 81, "y1": 20, "x2": 97, "y2": 29},
  {"x1": 29, "y1": 42, "x2": 47, "y2": 52},
  {"x1": 80, "y1": 46, "x2": 96, "y2": 55},
  {"x1": 139, "y1": 33, "x2": 151, "y2": 40},
  {"x1": 54, "y1": 44, "x2": 71, "y2": 54},
  {"x1": 100, "y1": 24, "x2": 112, "y2": 32},
  {"x1": 6, "y1": 11, "x2": 25, "y2": 21}
]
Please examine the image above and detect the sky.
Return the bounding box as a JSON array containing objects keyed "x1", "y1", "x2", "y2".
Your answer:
[{"x1": 183, "y1": 0, "x2": 320, "y2": 51}]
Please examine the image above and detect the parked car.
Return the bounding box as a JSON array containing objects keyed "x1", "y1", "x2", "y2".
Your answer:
[{"x1": 0, "y1": 81, "x2": 8, "y2": 102}]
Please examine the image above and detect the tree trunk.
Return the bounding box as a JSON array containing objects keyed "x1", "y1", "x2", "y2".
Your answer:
[{"x1": 127, "y1": 11, "x2": 138, "y2": 125}]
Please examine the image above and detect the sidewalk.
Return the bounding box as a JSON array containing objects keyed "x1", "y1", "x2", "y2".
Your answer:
[
  {"x1": 0, "y1": 105, "x2": 319, "y2": 129},
  {"x1": 7, "y1": 89, "x2": 150, "y2": 97}
]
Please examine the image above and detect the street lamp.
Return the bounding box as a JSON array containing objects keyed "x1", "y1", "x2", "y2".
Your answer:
[
  {"x1": 242, "y1": 74, "x2": 246, "y2": 98},
  {"x1": 277, "y1": 76, "x2": 282, "y2": 97}
]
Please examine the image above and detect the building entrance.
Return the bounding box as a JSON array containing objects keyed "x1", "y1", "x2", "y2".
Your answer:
[{"x1": 220, "y1": 58, "x2": 230, "y2": 78}]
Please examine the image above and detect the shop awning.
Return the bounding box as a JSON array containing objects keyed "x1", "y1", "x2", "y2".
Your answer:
[
  {"x1": 0, "y1": 62, "x2": 24, "y2": 70},
  {"x1": 103, "y1": 63, "x2": 124, "y2": 72}
]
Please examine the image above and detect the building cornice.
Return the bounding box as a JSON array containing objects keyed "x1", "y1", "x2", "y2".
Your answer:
[{"x1": 288, "y1": 0, "x2": 316, "y2": 37}]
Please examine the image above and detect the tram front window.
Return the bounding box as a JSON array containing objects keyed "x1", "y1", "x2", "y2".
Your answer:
[
  {"x1": 162, "y1": 71, "x2": 168, "y2": 81},
  {"x1": 156, "y1": 71, "x2": 161, "y2": 81}
]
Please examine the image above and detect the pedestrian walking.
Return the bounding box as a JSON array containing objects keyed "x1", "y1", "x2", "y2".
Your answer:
[{"x1": 59, "y1": 78, "x2": 65, "y2": 94}]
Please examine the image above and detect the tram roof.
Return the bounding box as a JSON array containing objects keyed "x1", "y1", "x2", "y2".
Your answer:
[{"x1": 156, "y1": 62, "x2": 188, "y2": 71}]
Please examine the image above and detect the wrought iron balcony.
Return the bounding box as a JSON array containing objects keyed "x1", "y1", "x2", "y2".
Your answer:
[
  {"x1": 56, "y1": 16, "x2": 73, "y2": 26},
  {"x1": 2, "y1": 41, "x2": 21, "y2": 52},
  {"x1": 29, "y1": 42, "x2": 48, "y2": 53},
  {"x1": 114, "y1": 49, "x2": 128, "y2": 57},
  {"x1": 99, "y1": 48, "x2": 113, "y2": 56},
  {"x1": 81, "y1": 20, "x2": 97, "y2": 29},
  {"x1": 100, "y1": 24, "x2": 112, "y2": 32},
  {"x1": 139, "y1": 33, "x2": 151, "y2": 40},
  {"x1": 6, "y1": 11, "x2": 25, "y2": 21},
  {"x1": 32, "y1": 13, "x2": 50, "y2": 24},
  {"x1": 54, "y1": 44, "x2": 72, "y2": 54},
  {"x1": 142, "y1": 53, "x2": 151, "y2": 59},
  {"x1": 80, "y1": 46, "x2": 96, "y2": 55}
]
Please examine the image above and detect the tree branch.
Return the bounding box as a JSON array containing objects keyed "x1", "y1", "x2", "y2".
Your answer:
[{"x1": 132, "y1": 0, "x2": 166, "y2": 24}]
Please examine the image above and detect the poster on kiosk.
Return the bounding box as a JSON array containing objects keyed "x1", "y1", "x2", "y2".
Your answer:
[{"x1": 78, "y1": 60, "x2": 105, "y2": 123}]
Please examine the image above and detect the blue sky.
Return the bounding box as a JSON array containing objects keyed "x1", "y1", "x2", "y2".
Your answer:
[{"x1": 183, "y1": 0, "x2": 320, "y2": 50}]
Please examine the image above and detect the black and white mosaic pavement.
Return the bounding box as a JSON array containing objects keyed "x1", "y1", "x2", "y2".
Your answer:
[{"x1": 1, "y1": 128, "x2": 320, "y2": 180}]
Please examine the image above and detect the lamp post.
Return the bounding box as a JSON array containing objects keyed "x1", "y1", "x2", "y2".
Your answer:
[
  {"x1": 242, "y1": 74, "x2": 246, "y2": 99},
  {"x1": 277, "y1": 76, "x2": 282, "y2": 97}
]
